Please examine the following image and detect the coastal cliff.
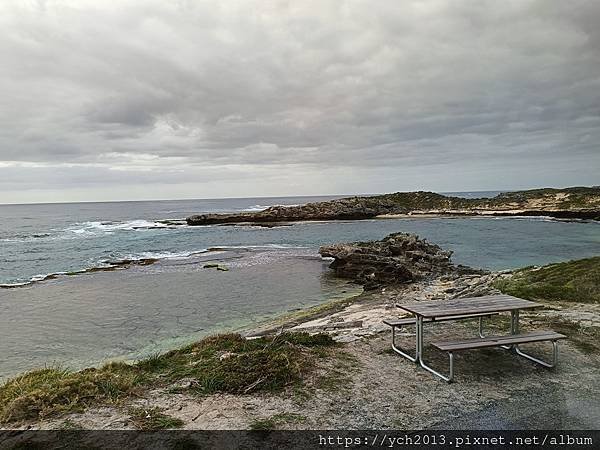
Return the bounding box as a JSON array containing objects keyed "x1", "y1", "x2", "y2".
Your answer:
[{"x1": 186, "y1": 186, "x2": 600, "y2": 225}]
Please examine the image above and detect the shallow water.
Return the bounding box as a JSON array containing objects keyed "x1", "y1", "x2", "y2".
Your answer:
[
  {"x1": 0, "y1": 195, "x2": 599, "y2": 378},
  {"x1": 0, "y1": 249, "x2": 360, "y2": 378},
  {"x1": 1, "y1": 196, "x2": 599, "y2": 286}
]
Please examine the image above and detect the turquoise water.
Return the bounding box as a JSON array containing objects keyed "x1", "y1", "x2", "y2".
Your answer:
[
  {"x1": 0, "y1": 193, "x2": 599, "y2": 376},
  {"x1": 1, "y1": 194, "x2": 599, "y2": 286},
  {"x1": 0, "y1": 251, "x2": 360, "y2": 378}
]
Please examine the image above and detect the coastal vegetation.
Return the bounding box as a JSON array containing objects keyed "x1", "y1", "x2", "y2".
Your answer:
[
  {"x1": 494, "y1": 256, "x2": 600, "y2": 354},
  {"x1": 494, "y1": 256, "x2": 600, "y2": 304},
  {"x1": 0, "y1": 332, "x2": 337, "y2": 424},
  {"x1": 128, "y1": 406, "x2": 184, "y2": 430},
  {"x1": 186, "y1": 186, "x2": 600, "y2": 225}
]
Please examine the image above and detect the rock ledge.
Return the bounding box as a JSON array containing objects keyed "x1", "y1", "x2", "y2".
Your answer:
[{"x1": 319, "y1": 232, "x2": 482, "y2": 289}]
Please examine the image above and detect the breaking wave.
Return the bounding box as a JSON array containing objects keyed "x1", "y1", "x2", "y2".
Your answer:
[
  {"x1": 240, "y1": 203, "x2": 301, "y2": 212},
  {"x1": 0, "y1": 219, "x2": 188, "y2": 243},
  {"x1": 66, "y1": 219, "x2": 186, "y2": 234}
]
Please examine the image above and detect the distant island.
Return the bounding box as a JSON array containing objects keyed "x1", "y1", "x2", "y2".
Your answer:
[{"x1": 187, "y1": 186, "x2": 600, "y2": 225}]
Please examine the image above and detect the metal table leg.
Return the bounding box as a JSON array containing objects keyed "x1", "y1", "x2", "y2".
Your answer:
[
  {"x1": 513, "y1": 309, "x2": 560, "y2": 367},
  {"x1": 506, "y1": 309, "x2": 559, "y2": 367},
  {"x1": 391, "y1": 319, "x2": 418, "y2": 363},
  {"x1": 417, "y1": 315, "x2": 453, "y2": 382},
  {"x1": 511, "y1": 309, "x2": 520, "y2": 334},
  {"x1": 500, "y1": 309, "x2": 520, "y2": 351}
]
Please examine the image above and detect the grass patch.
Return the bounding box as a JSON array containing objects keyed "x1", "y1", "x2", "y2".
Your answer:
[
  {"x1": 58, "y1": 418, "x2": 80, "y2": 430},
  {"x1": 249, "y1": 412, "x2": 306, "y2": 430},
  {"x1": 147, "y1": 332, "x2": 337, "y2": 395},
  {"x1": 272, "y1": 290, "x2": 365, "y2": 327},
  {"x1": 128, "y1": 406, "x2": 184, "y2": 430},
  {"x1": 0, "y1": 332, "x2": 338, "y2": 424},
  {"x1": 0, "y1": 363, "x2": 142, "y2": 423},
  {"x1": 494, "y1": 257, "x2": 600, "y2": 304}
]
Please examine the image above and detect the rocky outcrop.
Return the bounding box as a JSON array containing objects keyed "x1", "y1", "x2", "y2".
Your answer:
[
  {"x1": 187, "y1": 198, "x2": 384, "y2": 225},
  {"x1": 186, "y1": 187, "x2": 600, "y2": 225},
  {"x1": 319, "y1": 232, "x2": 482, "y2": 289}
]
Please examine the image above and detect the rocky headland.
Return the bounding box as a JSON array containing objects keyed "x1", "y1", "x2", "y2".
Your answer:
[
  {"x1": 186, "y1": 186, "x2": 600, "y2": 225},
  {"x1": 319, "y1": 232, "x2": 483, "y2": 289}
]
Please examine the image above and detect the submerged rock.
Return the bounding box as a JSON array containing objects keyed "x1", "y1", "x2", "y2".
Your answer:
[
  {"x1": 319, "y1": 232, "x2": 480, "y2": 289},
  {"x1": 203, "y1": 263, "x2": 229, "y2": 271}
]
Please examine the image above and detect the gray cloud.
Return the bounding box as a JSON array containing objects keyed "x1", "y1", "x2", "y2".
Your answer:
[{"x1": 0, "y1": 0, "x2": 599, "y2": 203}]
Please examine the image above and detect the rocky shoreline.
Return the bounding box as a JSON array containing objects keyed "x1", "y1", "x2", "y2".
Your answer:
[
  {"x1": 1, "y1": 233, "x2": 599, "y2": 431},
  {"x1": 8, "y1": 257, "x2": 599, "y2": 431},
  {"x1": 186, "y1": 187, "x2": 600, "y2": 225}
]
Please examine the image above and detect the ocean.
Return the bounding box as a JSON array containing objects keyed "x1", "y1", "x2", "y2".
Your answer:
[{"x1": 1, "y1": 192, "x2": 599, "y2": 377}]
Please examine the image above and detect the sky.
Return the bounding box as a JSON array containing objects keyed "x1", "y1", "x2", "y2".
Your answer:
[{"x1": 1, "y1": 0, "x2": 599, "y2": 204}]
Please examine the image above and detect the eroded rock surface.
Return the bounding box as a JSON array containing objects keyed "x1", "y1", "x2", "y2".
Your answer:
[{"x1": 319, "y1": 232, "x2": 481, "y2": 289}]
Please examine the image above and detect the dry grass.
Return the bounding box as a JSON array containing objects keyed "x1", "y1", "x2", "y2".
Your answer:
[
  {"x1": 0, "y1": 332, "x2": 338, "y2": 424},
  {"x1": 0, "y1": 363, "x2": 142, "y2": 423},
  {"x1": 128, "y1": 406, "x2": 184, "y2": 430}
]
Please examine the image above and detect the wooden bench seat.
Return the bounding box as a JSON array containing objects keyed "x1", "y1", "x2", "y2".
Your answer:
[
  {"x1": 428, "y1": 330, "x2": 566, "y2": 381},
  {"x1": 383, "y1": 312, "x2": 499, "y2": 363},
  {"x1": 383, "y1": 312, "x2": 497, "y2": 328},
  {"x1": 432, "y1": 331, "x2": 566, "y2": 352}
]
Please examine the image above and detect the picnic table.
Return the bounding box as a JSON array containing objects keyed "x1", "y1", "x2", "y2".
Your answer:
[{"x1": 384, "y1": 294, "x2": 566, "y2": 382}]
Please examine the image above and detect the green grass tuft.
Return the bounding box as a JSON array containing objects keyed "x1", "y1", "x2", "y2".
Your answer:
[
  {"x1": 0, "y1": 363, "x2": 142, "y2": 423},
  {"x1": 128, "y1": 406, "x2": 184, "y2": 430},
  {"x1": 494, "y1": 257, "x2": 600, "y2": 304},
  {"x1": 146, "y1": 332, "x2": 338, "y2": 395},
  {"x1": 0, "y1": 332, "x2": 338, "y2": 424}
]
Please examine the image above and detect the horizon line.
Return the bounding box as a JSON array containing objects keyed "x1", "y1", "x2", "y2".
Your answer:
[{"x1": 0, "y1": 188, "x2": 520, "y2": 207}]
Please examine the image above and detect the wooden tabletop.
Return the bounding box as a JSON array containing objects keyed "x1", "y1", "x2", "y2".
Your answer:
[{"x1": 396, "y1": 294, "x2": 541, "y2": 318}]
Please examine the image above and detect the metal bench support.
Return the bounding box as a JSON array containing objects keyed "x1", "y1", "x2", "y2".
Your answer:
[
  {"x1": 387, "y1": 313, "x2": 494, "y2": 365},
  {"x1": 416, "y1": 309, "x2": 562, "y2": 382},
  {"x1": 391, "y1": 324, "x2": 418, "y2": 362},
  {"x1": 478, "y1": 316, "x2": 485, "y2": 338},
  {"x1": 515, "y1": 340, "x2": 559, "y2": 368}
]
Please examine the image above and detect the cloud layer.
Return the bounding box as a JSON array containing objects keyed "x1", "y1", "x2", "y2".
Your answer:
[{"x1": 1, "y1": 0, "x2": 599, "y2": 202}]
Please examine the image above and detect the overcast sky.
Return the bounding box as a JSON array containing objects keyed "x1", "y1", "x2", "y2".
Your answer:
[{"x1": 1, "y1": 0, "x2": 599, "y2": 203}]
